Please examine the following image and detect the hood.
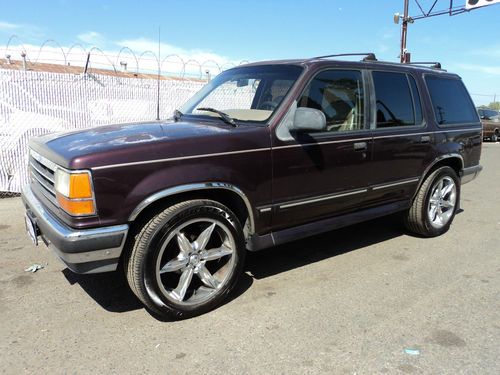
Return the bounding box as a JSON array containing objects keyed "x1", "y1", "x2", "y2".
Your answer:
[{"x1": 29, "y1": 120, "x2": 242, "y2": 169}]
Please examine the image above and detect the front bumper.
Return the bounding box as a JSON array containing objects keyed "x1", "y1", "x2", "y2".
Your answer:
[
  {"x1": 21, "y1": 185, "x2": 129, "y2": 274},
  {"x1": 460, "y1": 164, "x2": 483, "y2": 185}
]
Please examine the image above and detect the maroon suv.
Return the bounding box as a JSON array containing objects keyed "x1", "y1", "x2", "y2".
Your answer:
[{"x1": 22, "y1": 54, "x2": 483, "y2": 318}]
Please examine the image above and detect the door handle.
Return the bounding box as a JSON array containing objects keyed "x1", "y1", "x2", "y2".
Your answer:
[
  {"x1": 420, "y1": 135, "x2": 431, "y2": 143},
  {"x1": 353, "y1": 141, "x2": 367, "y2": 151}
]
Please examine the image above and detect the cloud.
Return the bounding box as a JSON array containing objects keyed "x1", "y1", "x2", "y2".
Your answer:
[
  {"x1": 0, "y1": 21, "x2": 21, "y2": 30},
  {"x1": 455, "y1": 63, "x2": 500, "y2": 76},
  {"x1": 4, "y1": 39, "x2": 242, "y2": 78},
  {"x1": 381, "y1": 31, "x2": 396, "y2": 40},
  {"x1": 376, "y1": 44, "x2": 390, "y2": 54},
  {"x1": 116, "y1": 38, "x2": 235, "y2": 66},
  {"x1": 78, "y1": 31, "x2": 104, "y2": 45},
  {"x1": 468, "y1": 45, "x2": 500, "y2": 59}
]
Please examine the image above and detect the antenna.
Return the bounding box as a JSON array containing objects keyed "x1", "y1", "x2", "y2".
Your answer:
[{"x1": 156, "y1": 26, "x2": 161, "y2": 121}]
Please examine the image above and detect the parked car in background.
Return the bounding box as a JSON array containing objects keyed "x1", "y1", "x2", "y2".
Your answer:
[
  {"x1": 22, "y1": 54, "x2": 483, "y2": 319},
  {"x1": 478, "y1": 108, "x2": 500, "y2": 142}
]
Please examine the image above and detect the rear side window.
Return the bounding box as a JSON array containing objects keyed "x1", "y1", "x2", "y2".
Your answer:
[
  {"x1": 425, "y1": 76, "x2": 479, "y2": 125},
  {"x1": 372, "y1": 72, "x2": 422, "y2": 128}
]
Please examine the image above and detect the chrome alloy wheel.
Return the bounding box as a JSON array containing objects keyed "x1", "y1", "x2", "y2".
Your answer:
[
  {"x1": 427, "y1": 176, "x2": 457, "y2": 229},
  {"x1": 155, "y1": 218, "x2": 236, "y2": 306}
]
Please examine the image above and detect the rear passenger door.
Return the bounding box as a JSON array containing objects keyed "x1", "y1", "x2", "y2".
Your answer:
[{"x1": 366, "y1": 71, "x2": 435, "y2": 207}]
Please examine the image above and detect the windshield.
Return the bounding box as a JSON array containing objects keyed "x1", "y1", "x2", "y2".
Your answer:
[{"x1": 180, "y1": 65, "x2": 303, "y2": 123}]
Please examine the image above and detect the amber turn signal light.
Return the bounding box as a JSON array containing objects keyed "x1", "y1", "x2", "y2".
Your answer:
[
  {"x1": 57, "y1": 194, "x2": 96, "y2": 216},
  {"x1": 54, "y1": 168, "x2": 96, "y2": 216},
  {"x1": 68, "y1": 173, "x2": 93, "y2": 199}
]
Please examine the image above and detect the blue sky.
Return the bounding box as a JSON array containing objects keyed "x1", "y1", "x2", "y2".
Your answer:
[{"x1": 1, "y1": 0, "x2": 499, "y2": 105}]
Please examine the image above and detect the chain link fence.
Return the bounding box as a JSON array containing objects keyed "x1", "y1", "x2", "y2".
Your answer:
[{"x1": 0, "y1": 69, "x2": 207, "y2": 196}]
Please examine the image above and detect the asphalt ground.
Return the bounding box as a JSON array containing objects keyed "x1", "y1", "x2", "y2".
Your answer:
[{"x1": 0, "y1": 143, "x2": 499, "y2": 374}]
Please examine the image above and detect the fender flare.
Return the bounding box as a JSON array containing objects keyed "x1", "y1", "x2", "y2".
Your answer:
[
  {"x1": 412, "y1": 153, "x2": 464, "y2": 200},
  {"x1": 127, "y1": 182, "x2": 255, "y2": 235}
]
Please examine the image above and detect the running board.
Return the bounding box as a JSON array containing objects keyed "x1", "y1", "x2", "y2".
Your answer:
[{"x1": 246, "y1": 201, "x2": 409, "y2": 251}]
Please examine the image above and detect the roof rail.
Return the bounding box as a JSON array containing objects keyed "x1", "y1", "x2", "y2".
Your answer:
[
  {"x1": 310, "y1": 53, "x2": 377, "y2": 62},
  {"x1": 407, "y1": 62, "x2": 442, "y2": 69}
]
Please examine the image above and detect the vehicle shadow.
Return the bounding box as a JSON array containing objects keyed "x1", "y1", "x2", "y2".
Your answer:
[
  {"x1": 62, "y1": 268, "x2": 143, "y2": 313},
  {"x1": 62, "y1": 262, "x2": 255, "y2": 316},
  {"x1": 245, "y1": 213, "x2": 406, "y2": 280},
  {"x1": 62, "y1": 213, "x2": 408, "y2": 317}
]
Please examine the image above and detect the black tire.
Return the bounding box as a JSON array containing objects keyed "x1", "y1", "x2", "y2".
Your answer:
[
  {"x1": 491, "y1": 133, "x2": 498, "y2": 142},
  {"x1": 404, "y1": 166, "x2": 460, "y2": 237},
  {"x1": 125, "y1": 199, "x2": 246, "y2": 319}
]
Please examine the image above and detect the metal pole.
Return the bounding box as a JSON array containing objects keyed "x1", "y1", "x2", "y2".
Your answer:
[
  {"x1": 156, "y1": 26, "x2": 161, "y2": 121},
  {"x1": 83, "y1": 52, "x2": 90, "y2": 75},
  {"x1": 400, "y1": 0, "x2": 410, "y2": 63}
]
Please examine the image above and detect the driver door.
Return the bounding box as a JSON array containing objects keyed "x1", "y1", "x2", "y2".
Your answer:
[{"x1": 270, "y1": 69, "x2": 374, "y2": 231}]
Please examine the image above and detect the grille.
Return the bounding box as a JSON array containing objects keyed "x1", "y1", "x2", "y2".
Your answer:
[{"x1": 29, "y1": 149, "x2": 58, "y2": 207}]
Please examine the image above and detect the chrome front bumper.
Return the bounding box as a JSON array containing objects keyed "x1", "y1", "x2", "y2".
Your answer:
[{"x1": 21, "y1": 185, "x2": 129, "y2": 274}]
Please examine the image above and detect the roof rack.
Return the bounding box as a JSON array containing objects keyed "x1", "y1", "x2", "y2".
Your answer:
[
  {"x1": 407, "y1": 62, "x2": 442, "y2": 69},
  {"x1": 310, "y1": 53, "x2": 378, "y2": 62}
]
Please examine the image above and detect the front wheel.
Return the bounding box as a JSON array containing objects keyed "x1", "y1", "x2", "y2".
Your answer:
[
  {"x1": 404, "y1": 166, "x2": 460, "y2": 237},
  {"x1": 491, "y1": 133, "x2": 498, "y2": 142},
  {"x1": 125, "y1": 199, "x2": 246, "y2": 319}
]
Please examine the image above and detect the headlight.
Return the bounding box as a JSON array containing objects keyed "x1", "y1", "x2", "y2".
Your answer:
[{"x1": 54, "y1": 168, "x2": 96, "y2": 216}]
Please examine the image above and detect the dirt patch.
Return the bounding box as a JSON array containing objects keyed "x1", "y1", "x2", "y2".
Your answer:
[
  {"x1": 431, "y1": 329, "x2": 466, "y2": 347},
  {"x1": 11, "y1": 274, "x2": 34, "y2": 288}
]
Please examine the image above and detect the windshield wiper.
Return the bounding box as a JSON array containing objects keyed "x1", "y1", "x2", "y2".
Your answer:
[
  {"x1": 197, "y1": 107, "x2": 237, "y2": 127},
  {"x1": 173, "y1": 109, "x2": 183, "y2": 122}
]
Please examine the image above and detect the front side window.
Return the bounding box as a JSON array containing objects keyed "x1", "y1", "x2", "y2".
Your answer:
[
  {"x1": 425, "y1": 76, "x2": 479, "y2": 125},
  {"x1": 181, "y1": 65, "x2": 303, "y2": 123},
  {"x1": 373, "y1": 71, "x2": 422, "y2": 128},
  {"x1": 298, "y1": 70, "x2": 365, "y2": 132}
]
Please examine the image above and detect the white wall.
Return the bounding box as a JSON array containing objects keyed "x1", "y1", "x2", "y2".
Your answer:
[{"x1": 0, "y1": 69, "x2": 206, "y2": 192}]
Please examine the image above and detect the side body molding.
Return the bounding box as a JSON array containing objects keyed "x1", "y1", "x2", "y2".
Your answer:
[{"x1": 128, "y1": 182, "x2": 255, "y2": 235}]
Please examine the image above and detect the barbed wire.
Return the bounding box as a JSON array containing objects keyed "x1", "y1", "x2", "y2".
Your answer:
[{"x1": 1, "y1": 35, "x2": 250, "y2": 79}]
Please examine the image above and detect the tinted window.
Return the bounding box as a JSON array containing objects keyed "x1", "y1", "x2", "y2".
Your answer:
[
  {"x1": 425, "y1": 76, "x2": 478, "y2": 125},
  {"x1": 298, "y1": 70, "x2": 364, "y2": 132},
  {"x1": 373, "y1": 72, "x2": 419, "y2": 127},
  {"x1": 408, "y1": 75, "x2": 423, "y2": 124}
]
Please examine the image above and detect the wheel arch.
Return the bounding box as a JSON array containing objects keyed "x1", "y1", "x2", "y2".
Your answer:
[
  {"x1": 128, "y1": 182, "x2": 255, "y2": 238},
  {"x1": 412, "y1": 154, "x2": 463, "y2": 201}
]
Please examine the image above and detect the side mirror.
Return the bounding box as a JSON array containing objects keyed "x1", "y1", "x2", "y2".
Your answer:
[{"x1": 291, "y1": 107, "x2": 326, "y2": 132}]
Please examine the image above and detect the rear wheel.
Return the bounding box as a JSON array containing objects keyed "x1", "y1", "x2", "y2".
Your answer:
[
  {"x1": 125, "y1": 199, "x2": 245, "y2": 319},
  {"x1": 491, "y1": 132, "x2": 498, "y2": 142},
  {"x1": 404, "y1": 166, "x2": 460, "y2": 237}
]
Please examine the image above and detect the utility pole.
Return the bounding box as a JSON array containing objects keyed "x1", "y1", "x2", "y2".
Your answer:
[
  {"x1": 156, "y1": 26, "x2": 161, "y2": 121},
  {"x1": 395, "y1": 1, "x2": 500, "y2": 64},
  {"x1": 400, "y1": 0, "x2": 410, "y2": 63}
]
